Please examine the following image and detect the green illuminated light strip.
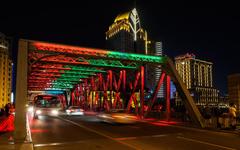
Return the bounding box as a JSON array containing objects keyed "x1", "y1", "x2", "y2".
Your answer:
[
  {"x1": 86, "y1": 59, "x2": 138, "y2": 69},
  {"x1": 108, "y1": 51, "x2": 167, "y2": 63},
  {"x1": 64, "y1": 65, "x2": 106, "y2": 73},
  {"x1": 60, "y1": 70, "x2": 96, "y2": 76},
  {"x1": 56, "y1": 78, "x2": 81, "y2": 82},
  {"x1": 53, "y1": 85, "x2": 73, "y2": 88},
  {"x1": 49, "y1": 82, "x2": 73, "y2": 87},
  {"x1": 60, "y1": 74, "x2": 89, "y2": 78},
  {"x1": 52, "y1": 81, "x2": 78, "y2": 84}
]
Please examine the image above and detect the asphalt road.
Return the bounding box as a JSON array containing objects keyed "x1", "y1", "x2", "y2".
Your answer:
[{"x1": 29, "y1": 114, "x2": 240, "y2": 150}]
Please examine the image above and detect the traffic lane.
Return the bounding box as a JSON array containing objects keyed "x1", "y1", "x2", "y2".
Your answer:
[
  {"x1": 116, "y1": 134, "x2": 232, "y2": 150},
  {"x1": 30, "y1": 116, "x2": 104, "y2": 143},
  {"x1": 60, "y1": 115, "x2": 185, "y2": 138},
  {"x1": 174, "y1": 127, "x2": 240, "y2": 149},
  {"x1": 30, "y1": 116, "x2": 135, "y2": 150},
  {"x1": 60, "y1": 115, "x2": 239, "y2": 150}
]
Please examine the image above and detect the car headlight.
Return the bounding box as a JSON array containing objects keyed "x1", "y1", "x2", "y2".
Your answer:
[
  {"x1": 36, "y1": 110, "x2": 42, "y2": 114},
  {"x1": 27, "y1": 107, "x2": 34, "y2": 112},
  {"x1": 66, "y1": 110, "x2": 71, "y2": 113},
  {"x1": 51, "y1": 110, "x2": 59, "y2": 115}
]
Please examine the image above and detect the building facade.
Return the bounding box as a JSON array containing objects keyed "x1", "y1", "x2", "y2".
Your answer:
[
  {"x1": 0, "y1": 33, "x2": 12, "y2": 108},
  {"x1": 106, "y1": 8, "x2": 146, "y2": 54},
  {"x1": 228, "y1": 74, "x2": 240, "y2": 111},
  {"x1": 145, "y1": 41, "x2": 164, "y2": 98},
  {"x1": 106, "y1": 8, "x2": 164, "y2": 99},
  {"x1": 175, "y1": 53, "x2": 219, "y2": 106}
]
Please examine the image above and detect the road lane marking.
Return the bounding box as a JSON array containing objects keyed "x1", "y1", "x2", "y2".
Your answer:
[
  {"x1": 177, "y1": 136, "x2": 237, "y2": 150},
  {"x1": 34, "y1": 140, "x2": 94, "y2": 147},
  {"x1": 114, "y1": 134, "x2": 168, "y2": 141},
  {"x1": 59, "y1": 117, "x2": 141, "y2": 150}
]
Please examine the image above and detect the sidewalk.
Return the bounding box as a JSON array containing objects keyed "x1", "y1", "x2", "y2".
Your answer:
[
  {"x1": 138, "y1": 117, "x2": 240, "y2": 135},
  {"x1": 0, "y1": 131, "x2": 13, "y2": 144},
  {"x1": 0, "y1": 114, "x2": 34, "y2": 150},
  {"x1": 0, "y1": 132, "x2": 34, "y2": 150}
]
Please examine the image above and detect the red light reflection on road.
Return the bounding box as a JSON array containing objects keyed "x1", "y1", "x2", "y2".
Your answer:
[
  {"x1": 31, "y1": 129, "x2": 49, "y2": 133},
  {"x1": 148, "y1": 120, "x2": 180, "y2": 127},
  {"x1": 158, "y1": 120, "x2": 178, "y2": 125},
  {"x1": 150, "y1": 122, "x2": 170, "y2": 127}
]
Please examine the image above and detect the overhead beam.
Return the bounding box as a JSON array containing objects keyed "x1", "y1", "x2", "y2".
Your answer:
[{"x1": 31, "y1": 41, "x2": 167, "y2": 64}]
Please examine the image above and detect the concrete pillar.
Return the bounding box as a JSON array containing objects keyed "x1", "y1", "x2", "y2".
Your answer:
[{"x1": 14, "y1": 40, "x2": 28, "y2": 142}]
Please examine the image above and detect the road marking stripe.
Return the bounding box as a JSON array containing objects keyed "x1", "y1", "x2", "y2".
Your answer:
[
  {"x1": 59, "y1": 117, "x2": 141, "y2": 150},
  {"x1": 115, "y1": 134, "x2": 168, "y2": 141},
  {"x1": 34, "y1": 140, "x2": 90, "y2": 147},
  {"x1": 177, "y1": 136, "x2": 237, "y2": 150}
]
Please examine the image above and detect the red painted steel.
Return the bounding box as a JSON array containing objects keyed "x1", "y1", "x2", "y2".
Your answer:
[
  {"x1": 140, "y1": 66, "x2": 145, "y2": 117},
  {"x1": 145, "y1": 72, "x2": 166, "y2": 116},
  {"x1": 113, "y1": 71, "x2": 123, "y2": 109},
  {"x1": 127, "y1": 72, "x2": 140, "y2": 113},
  {"x1": 166, "y1": 75, "x2": 171, "y2": 121}
]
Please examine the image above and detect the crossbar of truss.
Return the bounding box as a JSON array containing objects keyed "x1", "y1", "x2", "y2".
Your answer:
[{"x1": 32, "y1": 42, "x2": 167, "y2": 64}]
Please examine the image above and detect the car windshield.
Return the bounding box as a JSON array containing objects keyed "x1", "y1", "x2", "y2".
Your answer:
[{"x1": 35, "y1": 99, "x2": 60, "y2": 108}]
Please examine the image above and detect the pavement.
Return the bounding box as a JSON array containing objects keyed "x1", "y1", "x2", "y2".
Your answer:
[
  {"x1": 0, "y1": 115, "x2": 34, "y2": 150},
  {"x1": 0, "y1": 113, "x2": 239, "y2": 150},
  {"x1": 0, "y1": 131, "x2": 33, "y2": 150},
  {"x1": 138, "y1": 116, "x2": 240, "y2": 135}
]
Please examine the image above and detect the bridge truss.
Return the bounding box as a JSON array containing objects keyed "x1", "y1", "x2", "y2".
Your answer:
[{"x1": 15, "y1": 39, "x2": 205, "y2": 141}]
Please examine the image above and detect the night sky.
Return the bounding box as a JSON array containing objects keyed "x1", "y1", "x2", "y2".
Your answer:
[{"x1": 1, "y1": 0, "x2": 239, "y2": 94}]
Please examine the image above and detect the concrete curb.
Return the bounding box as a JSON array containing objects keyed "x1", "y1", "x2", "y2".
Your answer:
[{"x1": 0, "y1": 142, "x2": 34, "y2": 150}]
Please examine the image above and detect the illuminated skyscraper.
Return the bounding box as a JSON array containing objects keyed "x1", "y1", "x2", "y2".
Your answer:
[
  {"x1": 106, "y1": 8, "x2": 165, "y2": 100},
  {"x1": 0, "y1": 33, "x2": 12, "y2": 107},
  {"x1": 175, "y1": 53, "x2": 219, "y2": 106},
  {"x1": 146, "y1": 41, "x2": 164, "y2": 98},
  {"x1": 228, "y1": 74, "x2": 240, "y2": 111},
  {"x1": 106, "y1": 8, "x2": 146, "y2": 54}
]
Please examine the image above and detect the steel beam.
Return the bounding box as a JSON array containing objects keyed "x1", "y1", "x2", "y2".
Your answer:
[
  {"x1": 163, "y1": 58, "x2": 205, "y2": 127},
  {"x1": 144, "y1": 72, "x2": 165, "y2": 117},
  {"x1": 166, "y1": 75, "x2": 171, "y2": 121},
  {"x1": 140, "y1": 66, "x2": 145, "y2": 118}
]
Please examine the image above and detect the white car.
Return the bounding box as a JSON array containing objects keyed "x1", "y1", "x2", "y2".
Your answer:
[{"x1": 66, "y1": 106, "x2": 84, "y2": 115}]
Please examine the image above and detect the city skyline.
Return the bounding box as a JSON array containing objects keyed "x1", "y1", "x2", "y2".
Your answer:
[{"x1": 0, "y1": 1, "x2": 239, "y2": 94}]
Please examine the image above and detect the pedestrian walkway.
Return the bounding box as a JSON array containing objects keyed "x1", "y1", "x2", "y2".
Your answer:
[
  {"x1": 139, "y1": 117, "x2": 240, "y2": 135},
  {"x1": 0, "y1": 114, "x2": 34, "y2": 150},
  {"x1": 0, "y1": 132, "x2": 34, "y2": 150}
]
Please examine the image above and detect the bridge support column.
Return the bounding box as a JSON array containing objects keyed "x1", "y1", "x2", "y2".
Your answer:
[{"x1": 14, "y1": 40, "x2": 28, "y2": 142}]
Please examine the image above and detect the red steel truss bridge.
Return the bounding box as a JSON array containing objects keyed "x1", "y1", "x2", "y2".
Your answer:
[{"x1": 14, "y1": 39, "x2": 206, "y2": 140}]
